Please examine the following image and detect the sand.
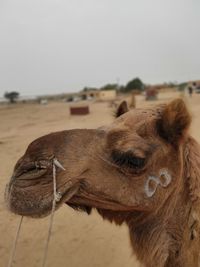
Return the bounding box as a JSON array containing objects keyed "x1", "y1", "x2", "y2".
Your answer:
[{"x1": 1, "y1": 91, "x2": 200, "y2": 267}]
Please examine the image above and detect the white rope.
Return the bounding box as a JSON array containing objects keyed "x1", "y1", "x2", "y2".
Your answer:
[
  {"x1": 41, "y1": 160, "x2": 57, "y2": 267},
  {"x1": 7, "y1": 216, "x2": 23, "y2": 267}
]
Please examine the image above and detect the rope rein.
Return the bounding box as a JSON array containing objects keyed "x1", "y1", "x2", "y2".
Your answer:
[
  {"x1": 7, "y1": 216, "x2": 23, "y2": 267},
  {"x1": 7, "y1": 158, "x2": 65, "y2": 267},
  {"x1": 41, "y1": 159, "x2": 58, "y2": 267}
]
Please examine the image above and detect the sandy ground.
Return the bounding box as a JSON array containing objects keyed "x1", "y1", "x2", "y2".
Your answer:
[{"x1": 1, "y1": 91, "x2": 200, "y2": 267}]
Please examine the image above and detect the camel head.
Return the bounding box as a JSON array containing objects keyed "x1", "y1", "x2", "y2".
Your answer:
[{"x1": 5, "y1": 99, "x2": 192, "y2": 221}]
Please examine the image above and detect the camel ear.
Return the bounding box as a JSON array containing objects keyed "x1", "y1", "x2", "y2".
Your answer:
[
  {"x1": 157, "y1": 99, "x2": 191, "y2": 144},
  {"x1": 115, "y1": 101, "x2": 129, "y2": 118}
]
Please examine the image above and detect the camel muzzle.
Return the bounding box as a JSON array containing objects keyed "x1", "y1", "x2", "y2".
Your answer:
[{"x1": 5, "y1": 129, "x2": 104, "y2": 217}]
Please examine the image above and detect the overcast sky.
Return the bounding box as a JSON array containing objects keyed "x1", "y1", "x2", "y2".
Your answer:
[{"x1": 0, "y1": 0, "x2": 200, "y2": 97}]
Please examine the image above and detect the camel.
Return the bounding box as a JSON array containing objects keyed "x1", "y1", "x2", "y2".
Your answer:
[{"x1": 5, "y1": 98, "x2": 200, "y2": 267}]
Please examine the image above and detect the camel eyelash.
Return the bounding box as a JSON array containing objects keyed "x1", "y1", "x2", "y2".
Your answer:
[{"x1": 111, "y1": 150, "x2": 146, "y2": 169}]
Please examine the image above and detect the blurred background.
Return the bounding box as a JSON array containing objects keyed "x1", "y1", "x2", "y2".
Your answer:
[{"x1": 1, "y1": 1, "x2": 200, "y2": 266}]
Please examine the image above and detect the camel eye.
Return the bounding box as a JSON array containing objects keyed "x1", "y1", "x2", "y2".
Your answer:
[{"x1": 112, "y1": 150, "x2": 146, "y2": 169}]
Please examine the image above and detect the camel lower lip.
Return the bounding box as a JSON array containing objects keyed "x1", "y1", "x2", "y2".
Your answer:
[{"x1": 9, "y1": 183, "x2": 81, "y2": 218}]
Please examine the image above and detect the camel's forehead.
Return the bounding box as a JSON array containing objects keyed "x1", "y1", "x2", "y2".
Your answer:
[
  {"x1": 128, "y1": 107, "x2": 161, "y2": 120},
  {"x1": 116, "y1": 105, "x2": 163, "y2": 127}
]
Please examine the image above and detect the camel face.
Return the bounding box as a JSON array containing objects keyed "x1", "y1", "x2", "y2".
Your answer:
[{"x1": 6, "y1": 99, "x2": 191, "y2": 219}]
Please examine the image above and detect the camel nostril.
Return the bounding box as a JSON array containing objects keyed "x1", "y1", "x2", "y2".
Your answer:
[
  {"x1": 13, "y1": 160, "x2": 51, "y2": 182},
  {"x1": 14, "y1": 161, "x2": 36, "y2": 178},
  {"x1": 14, "y1": 160, "x2": 52, "y2": 177}
]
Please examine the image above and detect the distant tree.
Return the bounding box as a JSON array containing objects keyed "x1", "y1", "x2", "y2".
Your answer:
[
  {"x1": 118, "y1": 85, "x2": 125, "y2": 93},
  {"x1": 4, "y1": 91, "x2": 19, "y2": 103},
  {"x1": 166, "y1": 81, "x2": 178, "y2": 88},
  {"x1": 100, "y1": 84, "x2": 118, "y2": 91},
  {"x1": 82, "y1": 87, "x2": 90, "y2": 92},
  {"x1": 124, "y1": 78, "x2": 144, "y2": 92}
]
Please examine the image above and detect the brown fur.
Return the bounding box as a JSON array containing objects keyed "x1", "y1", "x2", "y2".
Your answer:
[{"x1": 5, "y1": 99, "x2": 200, "y2": 267}]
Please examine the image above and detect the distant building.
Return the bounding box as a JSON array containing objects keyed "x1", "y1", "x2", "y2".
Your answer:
[
  {"x1": 80, "y1": 90, "x2": 116, "y2": 101},
  {"x1": 145, "y1": 87, "x2": 158, "y2": 101},
  {"x1": 188, "y1": 80, "x2": 200, "y2": 87},
  {"x1": 145, "y1": 84, "x2": 177, "y2": 92},
  {"x1": 188, "y1": 80, "x2": 200, "y2": 93},
  {"x1": 80, "y1": 90, "x2": 99, "y2": 100},
  {"x1": 97, "y1": 90, "x2": 116, "y2": 101}
]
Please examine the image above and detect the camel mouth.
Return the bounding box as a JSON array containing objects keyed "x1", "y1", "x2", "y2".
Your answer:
[
  {"x1": 9, "y1": 183, "x2": 80, "y2": 218},
  {"x1": 6, "y1": 158, "x2": 56, "y2": 217},
  {"x1": 6, "y1": 167, "x2": 81, "y2": 218},
  {"x1": 67, "y1": 190, "x2": 143, "y2": 212}
]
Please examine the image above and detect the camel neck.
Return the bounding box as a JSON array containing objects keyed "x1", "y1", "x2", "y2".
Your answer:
[{"x1": 127, "y1": 180, "x2": 200, "y2": 267}]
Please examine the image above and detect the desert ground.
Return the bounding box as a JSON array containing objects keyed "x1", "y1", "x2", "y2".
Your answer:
[{"x1": 1, "y1": 91, "x2": 200, "y2": 267}]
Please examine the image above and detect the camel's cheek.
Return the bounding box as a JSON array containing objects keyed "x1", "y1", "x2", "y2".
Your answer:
[{"x1": 82, "y1": 167, "x2": 173, "y2": 210}]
